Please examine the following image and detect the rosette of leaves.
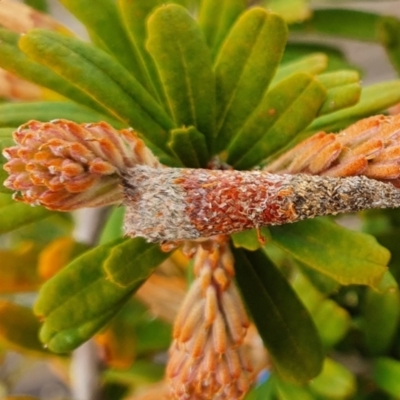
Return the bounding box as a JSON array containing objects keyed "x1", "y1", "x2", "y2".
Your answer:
[{"x1": 2, "y1": 0, "x2": 400, "y2": 399}]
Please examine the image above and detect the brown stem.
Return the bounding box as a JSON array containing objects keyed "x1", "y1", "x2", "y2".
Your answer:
[{"x1": 123, "y1": 166, "x2": 400, "y2": 242}]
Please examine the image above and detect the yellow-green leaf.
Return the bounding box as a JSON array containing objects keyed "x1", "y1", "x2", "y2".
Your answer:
[
  {"x1": 270, "y1": 219, "x2": 389, "y2": 288},
  {"x1": 147, "y1": 4, "x2": 216, "y2": 150},
  {"x1": 373, "y1": 357, "x2": 400, "y2": 397},
  {"x1": 19, "y1": 29, "x2": 176, "y2": 161},
  {"x1": 168, "y1": 126, "x2": 209, "y2": 168},
  {"x1": 34, "y1": 238, "x2": 169, "y2": 352},
  {"x1": 0, "y1": 301, "x2": 49, "y2": 356},
  {"x1": 309, "y1": 358, "x2": 356, "y2": 399},
  {"x1": 215, "y1": 8, "x2": 288, "y2": 152},
  {"x1": 198, "y1": 0, "x2": 246, "y2": 60},
  {"x1": 227, "y1": 73, "x2": 326, "y2": 169},
  {"x1": 59, "y1": 0, "x2": 155, "y2": 95},
  {"x1": 0, "y1": 101, "x2": 123, "y2": 128},
  {"x1": 0, "y1": 27, "x2": 105, "y2": 113},
  {"x1": 0, "y1": 197, "x2": 51, "y2": 234}
]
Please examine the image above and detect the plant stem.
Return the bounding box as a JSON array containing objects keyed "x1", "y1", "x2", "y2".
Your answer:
[{"x1": 124, "y1": 166, "x2": 400, "y2": 242}]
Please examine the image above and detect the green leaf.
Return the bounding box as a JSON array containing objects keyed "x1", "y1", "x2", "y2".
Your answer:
[
  {"x1": 147, "y1": 4, "x2": 216, "y2": 150},
  {"x1": 361, "y1": 286, "x2": 400, "y2": 355},
  {"x1": 308, "y1": 80, "x2": 400, "y2": 133},
  {"x1": 373, "y1": 357, "x2": 400, "y2": 398},
  {"x1": 316, "y1": 70, "x2": 360, "y2": 89},
  {"x1": 0, "y1": 301, "x2": 49, "y2": 356},
  {"x1": 168, "y1": 126, "x2": 209, "y2": 168},
  {"x1": 24, "y1": 0, "x2": 48, "y2": 12},
  {"x1": 34, "y1": 238, "x2": 168, "y2": 352},
  {"x1": 272, "y1": 53, "x2": 328, "y2": 84},
  {"x1": 41, "y1": 306, "x2": 119, "y2": 353},
  {"x1": 99, "y1": 206, "x2": 126, "y2": 245},
  {"x1": 297, "y1": 261, "x2": 340, "y2": 295},
  {"x1": 104, "y1": 359, "x2": 165, "y2": 386},
  {"x1": 0, "y1": 128, "x2": 14, "y2": 194},
  {"x1": 0, "y1": 101, "x2": 123, "y2": 128},
  {"x1": 19, "y1": 29, "x2": 176, "y2": 161},
  {"x1": 291, "y1": 272, "x2": 350, "y2": 348},
  {"x1": 378, "y1": 16, "x2": 400, "y2": 75},
  {"x1": 309, "y1": 358, "x2": 356, "y2": 399},
  {"x1": 232, "y1": 247, "x2": 323, "y2": 383},
  {"x1": 264, "y1": 0, "x2": 311, "y2": 24},
  {"x1": 316, "y1": 71, "x2": 361, "y2": 116},
  {"x1": 117, "y1": 0, "x2": 166, "y2": 105},
  {"x1": 275, "y1": 379, "x2": 314, "y2": 400},
  {"x1": 215, "y1": 8, "x2": 288, "y2": 152},
  {"x1": 58, "y1": 0, "x2": 155, "y2": 96},
  {"x1": 245, "y1": 375, "x2": 277, "y2": 400},
  {"x1": 282, "y1": 43, "x2": 353, "y2": 72},
  {"x1": 227, "y1": 73, "x2": 326, "y2": 169},
  {"x1": 270, "y1": 219, "x2": 390, "y2": 287},
  {"x1": 231, "y1": 227, "x2": 271, "y2": 251},
  {"x1": 0, "y1": 241, "x2": 41, "y2": 293},
  {"x1": 198, "y1": 0, "x2": 246, "y2": 60},
  {"x1": 0, "y1": 199, "x2": 51, "y2": 234},
  {"x1": 291, "y1": 9, "x2": 381, "y2": 42},
  {"x1": 313, "y1": 299, "x2": 351, "y2": 349},
  {"x1": 0, "y1": 27, "x2": 106, "y2": 113},
  {"x1": 103, "y1": 237, "x2": 169, "y2": 287}
]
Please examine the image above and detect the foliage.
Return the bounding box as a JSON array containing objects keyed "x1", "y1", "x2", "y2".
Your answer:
[{"x1": 1, "y1": 0, "x2": 400, "y2": 399}]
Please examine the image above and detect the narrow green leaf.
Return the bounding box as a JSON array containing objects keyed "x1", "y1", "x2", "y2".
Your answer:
[
  {"x1": 0, "y1": 101, "x2": 123, "y2": 128},
  {"x1": 233, "y1": 247, "x2": 323, "y2": 383},
  {"x1": 373, "y1": 358, "x2": 400, "y2": 397},
  {"x1": 270, "y1": 219, "x2": 389, "y2": 287},
  {"x1": 291, "y1": 9, "x2": 381, "y2": 42},
  {"x1": 0, "y1": 128, "x2": 14, "y2": 194},
  {"x1": 308, "y1": 80, "x2": 400, "y2": 133},
  {"x1": 309, "y1": 358, "x2": 356, "y2": 399},
  {"x1": 245, "y1": 375, "x2": 277, "y2": 400},
  {"x1": 215, "y1": 8, "x2": 288, "y2": 151},
  {"x1": 275, "y1": 379, "x2": 314, "y2": 400},
  {"x1": 272, "y1": 53, "x2": 328, "y2": 84},
  {"x1": 297, "y1": 262, "x2": 340, "y2": 295},
  {"x1": 19, "y1": 29, "x2": 175, "y2": 160},
  {"x1": 103, "y1": 237, "x2": 169, "y2": 287},
  {"x1": 227, "y1": 73, "x2": 326, "y2": 169},
  {"x1": 99, "y1": 206, "x2": 126, "y2": 245},
  {"x1": 313, "y1": 299, "x2": 351, "y2": 349},
  {"x1": 291, "y1": 272, "x2": 350, "y2": 348},
  {"x1": 361, "y1": 286, "x2": 400, "y2": 355},
  {"x1": 24, "y1": 0, "x2": 49, "y2": 13},
  {"x1": 318, "y1": 83, "x2": 361, "y2": 116},
  {"x1": 0, "y1": 27, "x2": 106, "y2": 113},
  {"x1": 316, "y1": 71, "x2": 361, "y2": 116},
  {"x1": 147, "y1": 4, "x2": 216, "y2": 150},
  {"x1": 117, "y1": 0, "x2": 166, "y2": 105},
  {"x1": 24, "y1": 0, "x2": 48, "y2": 12},
  {"x1": 378, "y1": 16, "x2": 400, "y2": 75},
  {"x1": 103, "y1": 359, "x2": 165, "y2": 386},
  {"x1": 231, "y1": 227, "x2": 271, "y2": 251},
  {"x1": 263, "y1": 0, "x2": 311, "y2": 24},
  {"x1": 282, "y1": 43, "x2": 352, "y2": 72},
  {"x1": 0, "y1": 200, "x2": 51, "y2": 234},
  {"x1": 316, "y1": 70, "x2": 360, "y2": 89},
  {"x1": 34, "y1": 238, "x2": 168, "y2": 351},
  {"x1": 168, "y1": 126, "x2": 209, "y2": 168},
  {"x1": 41, "y1": 306, "x2": 119, "y2": 353},
  {"x1": 198, "y1": 0, "x2": 246, "y2": 60},
  {"x1": 58, "y1": 0, "x2": 155, "y2": 95},
  {"x1": 0, "y1": 301, "x2": 49, "y2": 356}
]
